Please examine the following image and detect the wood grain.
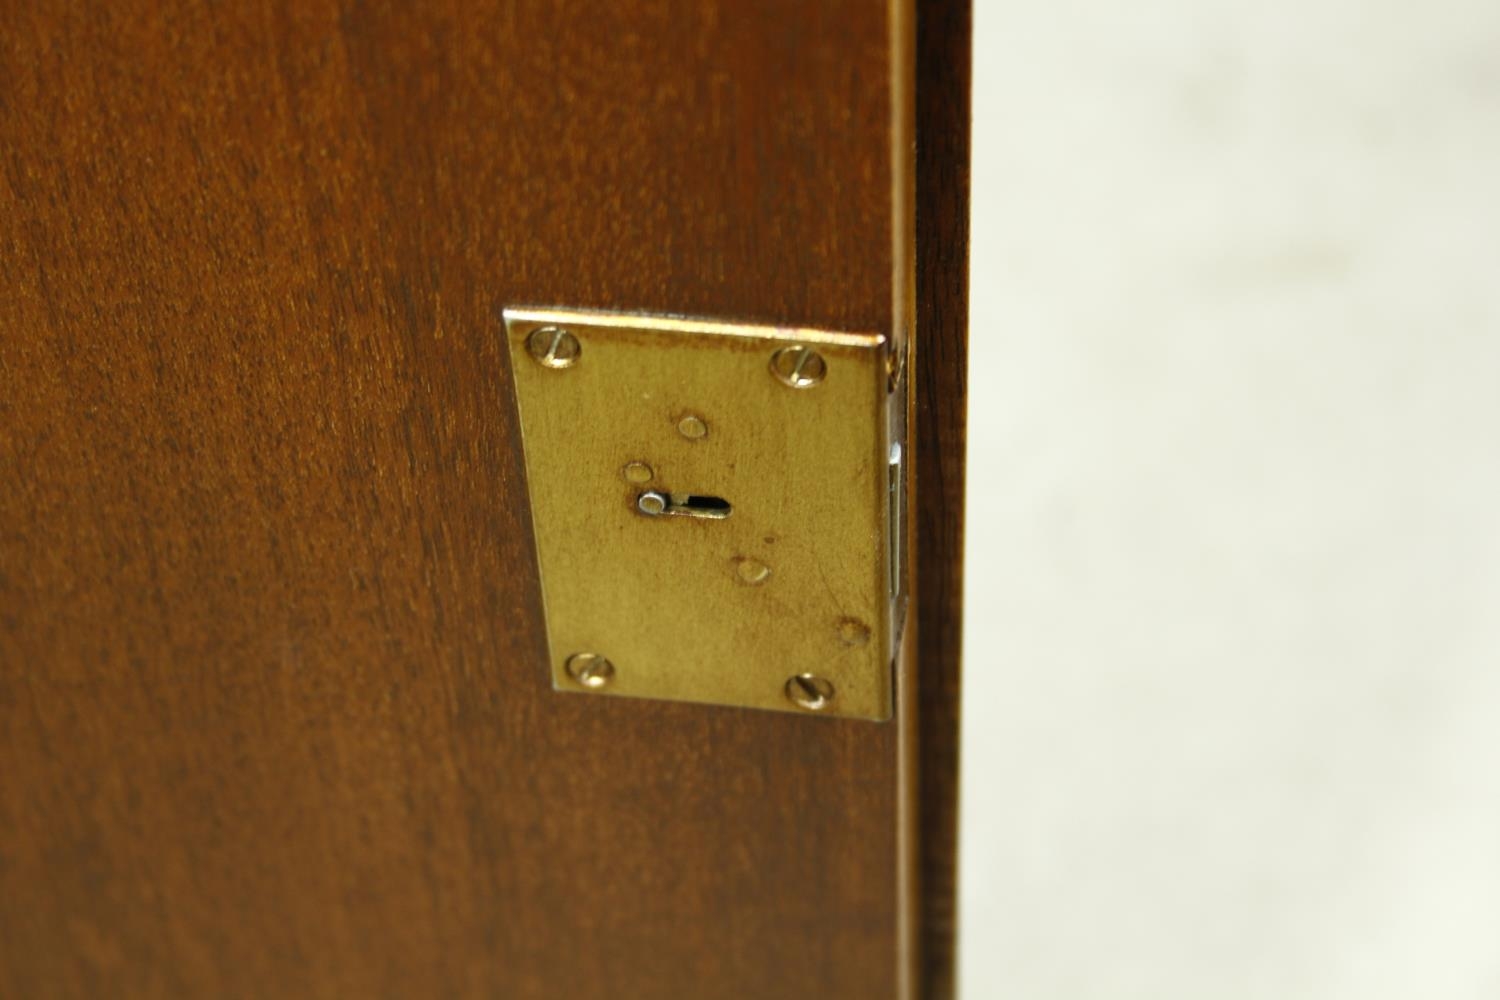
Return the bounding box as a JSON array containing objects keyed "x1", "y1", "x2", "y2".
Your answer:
[
  {"x1": 0, "y1": 3, "x2": 929, "y2": 998},
  {"x1": 914, "y1": 2, "x2": 973, "y2": 997}
]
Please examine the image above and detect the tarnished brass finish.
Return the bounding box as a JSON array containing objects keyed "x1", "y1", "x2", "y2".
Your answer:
[{"x1": 504, "y1": 307, "x2": 899, "y2": 720}]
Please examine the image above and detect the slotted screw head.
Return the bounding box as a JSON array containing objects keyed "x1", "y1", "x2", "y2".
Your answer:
[
  {"x1": 526, "y1": 326, "x2": 581, "y2": 369},
  {"x1": 565, "y1": 652, "x2": 615, "y2": 689},
  {"x1": 769, "y1": 346, "x2": 827, "y2": 388},
  {"x1": 784, "y1": 673, "x2": 835, "y2": 711}
]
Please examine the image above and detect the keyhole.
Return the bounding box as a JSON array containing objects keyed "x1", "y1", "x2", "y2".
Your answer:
[{"x1": 637, "y1": 491, "x2": 732, "y2": 519}]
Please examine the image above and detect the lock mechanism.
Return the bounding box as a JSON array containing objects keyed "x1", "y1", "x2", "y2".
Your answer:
[{"x1": 504, "y1": 307, "x2": 906, "y2": 720}]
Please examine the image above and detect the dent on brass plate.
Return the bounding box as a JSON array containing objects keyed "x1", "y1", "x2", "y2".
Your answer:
[{"x1": 504, "y1": 307, "x2": 903, "y2": 721}]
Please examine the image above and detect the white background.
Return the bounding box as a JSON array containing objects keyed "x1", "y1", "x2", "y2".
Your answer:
[{"x1": 961, "y1": 0, "x2": 1500, "y2": 996}]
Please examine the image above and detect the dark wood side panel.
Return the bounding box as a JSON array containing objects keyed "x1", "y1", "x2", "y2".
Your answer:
[
  {"x1": 0, "y1": 3, "x2": 915, "y2": 998},
  {"x1": 914, "y1": 2, "x2": 972, "y2": 997}
]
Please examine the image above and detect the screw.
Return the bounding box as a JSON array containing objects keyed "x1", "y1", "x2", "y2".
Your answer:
[
  {"x1": 784, "y1": 673, "x2": 835, "y2": 711},
  {"x1": 769, "y1": 346, "x2": 826, "y2": 388},
  {"x1": 887, "y1": 344, "x2": 907, "y2": 393},
  {"x1": 565, "y1": 652, "x2": 615, "y2": 689},
  {"x1": 526, "y1": 326, "x2": 581, "y2": 369}
]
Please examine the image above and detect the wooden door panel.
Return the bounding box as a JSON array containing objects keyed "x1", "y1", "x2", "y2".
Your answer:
[{"x1": 0, "y1": 2, "x2": 965, "y2": 997}]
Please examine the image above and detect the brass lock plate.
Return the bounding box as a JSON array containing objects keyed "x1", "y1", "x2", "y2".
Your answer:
[{"x1": 504, "y1": 307, "x2": 900, "y2": 720}]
